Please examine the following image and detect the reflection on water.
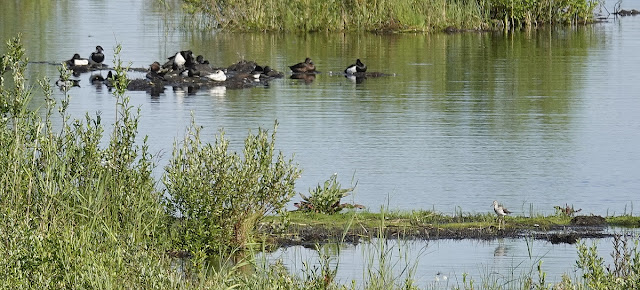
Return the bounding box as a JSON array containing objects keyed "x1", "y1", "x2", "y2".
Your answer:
[{"x1": 265, "y1": 237, "x2": 618, "y2": 288}]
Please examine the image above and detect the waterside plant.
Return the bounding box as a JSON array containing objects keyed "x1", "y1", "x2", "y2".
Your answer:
[
  {"x1": 163, "y1": 118, "x2": 301, "y2": 256},
  {"x1": 181, "y1": 0, "x2": 597, "y2": 32},
  {"x1": 0, "y1": 36, "x2": 175, "y2": 288},
  {"x1": 294, "y1": 173, "x2": 361, "y2": 214}
]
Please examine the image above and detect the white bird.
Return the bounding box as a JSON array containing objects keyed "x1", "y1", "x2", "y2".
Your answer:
[
  {"x1": 492, "y1": 200, "x2": 512, "y2": 230},
  {"x1": 206, "y1": 70, "x2": 227, "y2": 82}
]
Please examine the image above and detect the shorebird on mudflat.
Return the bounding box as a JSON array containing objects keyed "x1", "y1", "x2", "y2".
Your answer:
[{"x1": 492, "y1": 200, "x2": 512, "y2": 230}]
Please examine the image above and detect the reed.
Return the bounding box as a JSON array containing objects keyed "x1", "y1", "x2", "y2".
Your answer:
[{"x1": 181, "y1": 0, "x2": 596, "y2": 32}]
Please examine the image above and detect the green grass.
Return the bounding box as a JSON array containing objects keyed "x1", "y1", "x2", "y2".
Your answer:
[
  {"x1": 275, "y1": 209, "x2": 575, "y2": 232},
  {"x1": 607, "y1": 216, "x2": 640, "y2": 227},
  {"x1": 180, "y1": 0, "x2": 597, "y2": 32}
]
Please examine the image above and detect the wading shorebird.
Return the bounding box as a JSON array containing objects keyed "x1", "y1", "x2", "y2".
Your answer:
[{"x1": 492, "y1": 200, "x2": 511, "y2": 230}]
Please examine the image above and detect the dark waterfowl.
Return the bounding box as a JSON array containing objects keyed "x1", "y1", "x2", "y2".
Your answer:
[
  {"x1": 196, "y1": 55, "x2": 209, "y2": 65},
  {"x1": 262, "y1": 66, "x2": 284, "y2": 78},
  {"x1": 289, "y1": 57, "x2": 315, "y2": 73},
  {"x1": 345, "y1": 59, "x2": 366, "y2": 74},
  {"x1": 66, "y1": 53, "x2": 90, "y2": 67},
  {"x1": 146, "y1": 62, "x2": 166, "y2": 81},
  {"x1": 90, "y1": 46, "x2": 105, "y2": 64}
]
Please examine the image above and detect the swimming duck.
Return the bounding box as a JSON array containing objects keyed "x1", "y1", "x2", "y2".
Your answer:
[
  {"x1": 345, "y1": 59, "x2": 366, "y2": 74},
  {"x1": 206, "y1": 70, "x2": 227, "y2": 82},
  {"x1": 90, "y1": 46, "x2": 105, "y2": 64},
  {"x1": 66, "y1": 53, "x2": 90, "y2": 67},
  {"x1": 289, "y1": 57, "x2": 315, "y2": 73}
]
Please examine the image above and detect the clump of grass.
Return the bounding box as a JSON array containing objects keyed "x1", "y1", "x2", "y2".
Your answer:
[
  {"x1": 607, "y1": 216, "x2": 640, "y2": 228},
  {"x1": 294, "y1": 173, "x2": 360, "y2": 214}
]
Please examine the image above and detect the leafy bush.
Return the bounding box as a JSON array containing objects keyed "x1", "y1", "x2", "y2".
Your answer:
[
  {"x1": 163, "y1": 120, "x2": 301, "y2": 253},
  {"x1": 574, "y1": 235, "x2": 640, "y2": 289},
  {"x1": 295, "y1": 173, "x2": 360, "y2": 214}
]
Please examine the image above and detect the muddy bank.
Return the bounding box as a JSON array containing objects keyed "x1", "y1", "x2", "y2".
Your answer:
[{"x1": 261, "y1": 215, "x2": 622, "y2": 248}]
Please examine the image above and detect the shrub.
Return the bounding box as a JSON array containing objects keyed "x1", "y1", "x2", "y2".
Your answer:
[
  {"x1": 295, "y1": 173, "x2": 361, "y2": 214},
  {"x1": 164, "y1": 119, "x2": 301, "y2": 253}
]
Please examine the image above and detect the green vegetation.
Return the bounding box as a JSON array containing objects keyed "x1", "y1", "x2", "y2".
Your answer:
[
  {"x1": 295, "y1": 173, "x2": 358, "y2": 214},
  {"x1": 180, "y1": 0, "x2": 597, "y2": 32},
  {"x1": 2, "y1": 35, "x2": 640, "y2": 288},
  {"x1": 1, "y1": 36, "x2": 173, "y2": 288},
  {"x1": 164, "y1": 118, "x2": 301, "y2": 255},
  {"x1": 276, "y1": 208, "x2": 574, "y2": 231}
]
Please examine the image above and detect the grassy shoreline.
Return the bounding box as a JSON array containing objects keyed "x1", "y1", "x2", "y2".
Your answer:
[
  {"x1": 260, "y1": 210, "x2": 640, "y2": 248},
  {"x1": 180, "y1": 0, "x2": 597, "y2": 32}
]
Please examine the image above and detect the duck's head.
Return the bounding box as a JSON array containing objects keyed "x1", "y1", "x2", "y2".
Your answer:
[
  {"x1": 150, "y1": 62, "x2": 161, "y2": 72},
  {"x1": 95, "y1": 46, "x2": 104, "y2": 53}
]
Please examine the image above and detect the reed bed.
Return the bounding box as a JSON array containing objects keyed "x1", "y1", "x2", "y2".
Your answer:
[{"x1": 181, "y1": 0, "x2": 596, "y2": 32}]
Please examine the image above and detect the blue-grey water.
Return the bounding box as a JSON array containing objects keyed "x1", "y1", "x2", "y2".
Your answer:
[{"x1": 2, "y1": 0, "x2": 640, "y2": 287}]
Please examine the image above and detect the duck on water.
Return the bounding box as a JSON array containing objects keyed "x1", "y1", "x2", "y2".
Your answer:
[
  {"x1": 289, "y1": 57, "x2": 316, "y2": 73},
  {"x1": 345, "y1": 59, "x2": 366, "y2": 74},
  {"x1": 90, "y1": 46, "x2": 105, "y2": 64}
]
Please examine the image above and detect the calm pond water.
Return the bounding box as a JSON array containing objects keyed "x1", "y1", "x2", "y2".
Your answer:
[
  {"x1": 264, "y1": 236, "x2": 623, "y2": 287},
  {"x1": 3, "y1": 0, "x2": 640, "y2": 286}
]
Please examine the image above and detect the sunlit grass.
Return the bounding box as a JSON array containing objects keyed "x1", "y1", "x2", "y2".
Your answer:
[
  {"x1": 277, "y1": 208, "x2": 575, "y2": 231},
  {"x1": 180, "y1": 0, "x2": 596, "y2": 32}
]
